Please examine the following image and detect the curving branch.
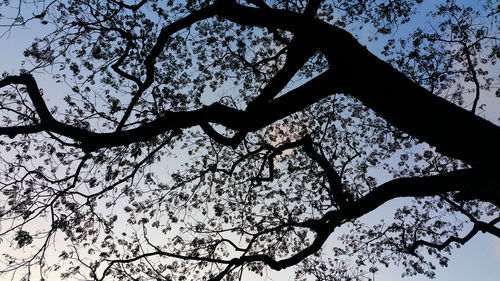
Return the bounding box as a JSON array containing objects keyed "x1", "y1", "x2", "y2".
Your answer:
[
  {"x1": 115, "y1": 3, "x2": 220, "y2": 131},
  {"x1": 407, "y1": 216, "x2": 500, "y2": 254},
  {"x1": 200, "y1": 123, "x2": 246, "y2": 149},
  {"x1": 110, "y1": 0, "x2": 148, "y2": 11},
  {"x1": 0, "y1": 74, "x2": 55, "y2": 124},
  {"x1": 3, "y1": 2, "x2": 499, "y2": 167},
  {"x1": 214, "y1": 0, "x2": 500, "y2": 168},
  {"x1": 92, "y1": 167, "x2": 498, "y2": 281},
  {"x1": 0, "y1": 69, "x2": 337, "y2": 152},
  {"x1": 302, "y1": 135, "x2": 350, "y2": 207}
]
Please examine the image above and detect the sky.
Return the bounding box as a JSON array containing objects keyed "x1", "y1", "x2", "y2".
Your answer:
[{"x1": 0, "y1": 1, "x2": 499, "y2": 281}]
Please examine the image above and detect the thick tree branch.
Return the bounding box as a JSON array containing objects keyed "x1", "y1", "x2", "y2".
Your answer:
[
  {"x1": 302, "y1": 135, "x2": 349, "y2": 207},
  {"x1": 407, "y1": 216, "x2": 500, "y2": 254},
  {"x1": 303, "y1": 0, "x2": 324, "y2": 17},
  {"x1": 5, "y1": 4, "x2": 499, "y2": 169},
  {"x1": 246, "y1": 33, "x2": 318, "y2": 109},
  {"x1": 110, "y1": 0, "x2": 147, "y2": 11},
  {"x1": 116, "y1": 3, "x2": 219, "y2": 131},
  {"x1": 200, "y1": 123, "x2": 246, "y2": 149},
  {"x1": 104, "y1": 168, "x2": 495, "y2": 279},
  {"x1": 0, "y1": 124, "x2": 45, "y2": 138},
  {"x1": 214, "y1": 1, "x2": 500, "y2": 168},
  {"x1": 90, "y1": 166, "x2": 498, "y2": 281},
  {"x1": 0, "y1": 74, "x2": 55, "y2": 124},
  {"x1": 37, "y1": 70, "x2": 335, "y2": 151},
  {"x1": 223, "y1": 168, "x2": 498, "y2": 272}
]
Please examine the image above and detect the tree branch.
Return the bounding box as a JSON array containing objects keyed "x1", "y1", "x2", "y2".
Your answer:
[
  {"x1": 407, "y1": 216, "x2": 500, "y2": 254},
  {"x1": 302, "y1": 135, "x2": 349, "y2": 207},
  {"x1": 115, "y1": 3, "x2": 219, "y2": 131},
  {"x1": 214, "y1": 1, "x2": 500, "y2": 168},
  {"x1": 0, "y1": 74, "x2": 55, "y2": 124}
]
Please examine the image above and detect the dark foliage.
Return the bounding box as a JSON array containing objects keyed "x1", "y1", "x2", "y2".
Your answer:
[{"x1": 0, "y1": 0, "x2": 499, "y2": 280}]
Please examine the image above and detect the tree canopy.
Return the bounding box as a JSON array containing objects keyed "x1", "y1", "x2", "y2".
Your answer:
[{"x1": 0, "y1": 0, "x2": 499, "y2": 280}]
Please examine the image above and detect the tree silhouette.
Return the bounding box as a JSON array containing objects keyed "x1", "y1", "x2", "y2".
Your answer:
[{"x1": 0, "y1": 0, "x2": 499, "y2": 280}]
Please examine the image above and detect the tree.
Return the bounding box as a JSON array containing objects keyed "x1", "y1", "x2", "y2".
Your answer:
[{"x1": 0, "y1": 0, "x2": 499, "y2": 280}]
